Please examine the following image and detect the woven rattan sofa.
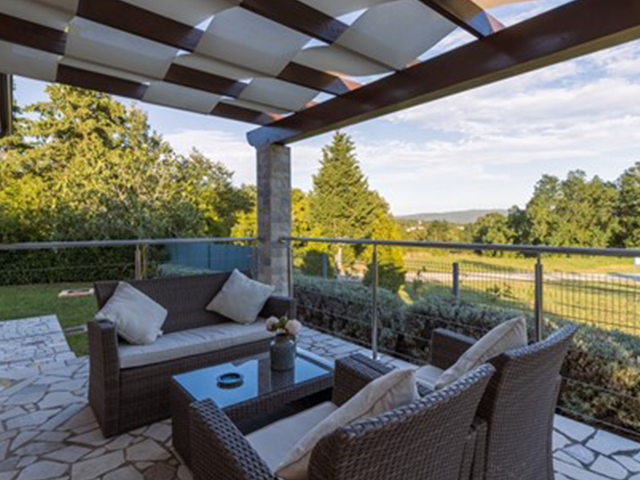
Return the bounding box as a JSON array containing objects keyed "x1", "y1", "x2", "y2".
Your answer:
[
  {"x1": 412, "y1": 323, "x2": 578, "y2": 480},
  {"x1": 190, "y1": 354, "x2": 495, "y2": 480},
  {"x1": 88, "y1": 273, "x2": 294, "y2": 437}
]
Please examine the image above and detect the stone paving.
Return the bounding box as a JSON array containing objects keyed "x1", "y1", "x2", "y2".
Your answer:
[{"x1": 0, "y1": 317, "x2": 639, "y2": 479}]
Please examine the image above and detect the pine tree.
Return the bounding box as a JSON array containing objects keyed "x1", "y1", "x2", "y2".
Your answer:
[
  {"x1": 308, "y1": 131, "x2": 383, "y2": 273},
  {"x1": 616, "y1": 162, "x2": 640, "y2": 247}
]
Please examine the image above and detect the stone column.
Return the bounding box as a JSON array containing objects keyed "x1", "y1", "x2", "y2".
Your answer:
[{"x1": 257, "y1": 143, "x2": 291, "y2": 295}]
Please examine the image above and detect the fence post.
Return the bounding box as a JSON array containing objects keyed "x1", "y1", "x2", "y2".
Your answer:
[
  {"x1": 452, "y1": 262, "x2": 460, "y2": 301},
  {"x1": 134, "y1": 245, "x2": 142, "y2": 280},
  {"x1": 371, "y1": 244, "x2": 379, "y2": 360},
  {"x1": 321, "y1": 252, "x2": 328, "y2": 279},
  {"x1": 534, "y1": 254, "x2": 544, "y2": 342}
]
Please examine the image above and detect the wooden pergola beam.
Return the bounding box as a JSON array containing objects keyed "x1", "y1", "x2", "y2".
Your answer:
[
  {"x1": 247, "y1": 0, "x2": 640, "y2": 147},
  {"x1": 418, "y1": 0, "x2": 504, "y2": 38}
]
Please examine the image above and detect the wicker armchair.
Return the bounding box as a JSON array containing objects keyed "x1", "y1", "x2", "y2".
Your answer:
[
  {"x1": 429, "y1": 324, "x2": 578, "y2": 480},
  {"x1": 189, "y1": 355, "x2": 495, "y2": 480},
  {"x1": 88, "y1": 273, "x2": 294, "y2": 437}
]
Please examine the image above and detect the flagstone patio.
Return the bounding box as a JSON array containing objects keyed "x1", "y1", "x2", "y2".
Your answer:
[{"x1": 0, "y1": 317, "x2": 638, "y2": 479}]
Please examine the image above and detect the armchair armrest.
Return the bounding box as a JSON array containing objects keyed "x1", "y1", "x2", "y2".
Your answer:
[
  {"x1": 87, "y1": 319, "x2": 120, "y2": 437},
  {"x1": 260, "y1": 295, "x2": 296, "y2": 319},
  {"x1": 430, "y1": 329, "x2": 476, "y2": 370},
  {"x1": 332, "y1": 354, "x2": 392, "y2": 406},
  {"x1": 190, "y1": 399, "x2": 276, "y2": 480}
]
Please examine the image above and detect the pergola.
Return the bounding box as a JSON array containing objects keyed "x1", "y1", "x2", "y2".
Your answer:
[{"x1": 1, "y1": 0, "x2": 639, "y2": 293}]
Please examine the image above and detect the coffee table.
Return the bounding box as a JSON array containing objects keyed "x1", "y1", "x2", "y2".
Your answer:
[{"x1": 170, "y1": 349, "x2": 334, "y2": 466}]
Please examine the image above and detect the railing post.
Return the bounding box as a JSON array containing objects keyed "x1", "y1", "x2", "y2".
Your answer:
[
  {"x1": 371, "y1": 244, "x2": 379, "y2": 360},
  {"x1": 452, "y1": 262, "x2": 460, "y2": 301},
  {"x1": 534, "y1": 254, "x2": 544, "y2": 342},
  {"x1": 287, "y1": 241, "x2": 294, "y2": 299},
  {"x1": 134, "y1": 245, "x2": 142, "y2": 280}
]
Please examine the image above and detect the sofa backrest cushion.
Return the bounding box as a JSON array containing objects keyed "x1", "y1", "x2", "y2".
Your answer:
[{"x1": 94, "y1": 273, "x2": 244, "y2": 334}]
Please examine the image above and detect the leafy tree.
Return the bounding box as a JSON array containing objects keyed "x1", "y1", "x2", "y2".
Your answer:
[
  {"x1": 363, "y1": 210, "x2": 406, "y2": 293},
  {"x1": 520, "y1": 171, "x2": 617, "y2": 247},
  {"x1": 0, "y1": 85, "x2": 249, "y2": 243},
  {"x1": 471, "y1": 213, "x2": 516, "y2": 257},
  {"x1": 616, "y1": 162, "x2": 640, "y2": 247}
]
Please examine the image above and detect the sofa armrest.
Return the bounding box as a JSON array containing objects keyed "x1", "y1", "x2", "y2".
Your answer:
[
  {"x1": 260, "y1": 295, "x2": 296, "y2": 319},
  {"x1": 88, "y1": 319, "x2": 121, "y2": 437},
  {"x1": 430, "y1": 329, "x2": 476, "y2": 370},
  {"x1": 190, "y1": 399, "x2": 276, "y2": 480},
  {"x1": 332, "y1": 354, "x2": 392, "y2": 406}
]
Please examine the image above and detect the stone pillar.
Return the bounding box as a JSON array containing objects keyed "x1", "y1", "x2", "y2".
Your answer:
[{"x1": 257, "y1": 143, "x2": 291, "y2": 295}]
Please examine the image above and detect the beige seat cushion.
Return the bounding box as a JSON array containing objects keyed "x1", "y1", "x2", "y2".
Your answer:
[
  {"x1": 118, "y1": 320, "x2": 272, "y2": 369},
  {"x1": 95, "y1": 282, "x2": 167, "y2": 345},
  {"x1": 206, "y1": 269, "x2": 275, "y2": 324},
  {"x1": 276, "y1": 368, "x2": 418, "y2": 480},
  {"x1": 246, "y1": 402, "x2": 339, "y2": 471},
  {"x1": 435, "y1": 317, "x2": 528, "y2": 389},
  {"x1": 415, "y1": 364, "x2": 444, "y2": 390}
]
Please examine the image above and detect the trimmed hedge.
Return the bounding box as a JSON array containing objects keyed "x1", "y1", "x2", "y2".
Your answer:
[{"x1": 293, "y1": 274, "x2": 640, "y2": 437}]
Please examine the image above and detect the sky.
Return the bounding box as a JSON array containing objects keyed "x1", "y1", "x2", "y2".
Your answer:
[{"x1": 12, "y1": 0, "x2": 640, "y2": 216}]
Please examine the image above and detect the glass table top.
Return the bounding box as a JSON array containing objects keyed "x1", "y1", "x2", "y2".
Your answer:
[{"x1": 173, "y1": 350, "x2": 333, "y2": 409}]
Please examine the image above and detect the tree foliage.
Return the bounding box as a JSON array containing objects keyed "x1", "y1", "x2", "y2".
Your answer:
[{"x1": 0, "y1": 85, "x2": 250, "y2": 243}]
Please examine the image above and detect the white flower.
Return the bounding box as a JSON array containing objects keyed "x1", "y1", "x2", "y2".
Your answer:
[
  {"x1": 266, "y1": 317, "x2": 279, "y2": 331},
  {"x1": 285, "y1": 319, "x2": 302, "y2": 336}
]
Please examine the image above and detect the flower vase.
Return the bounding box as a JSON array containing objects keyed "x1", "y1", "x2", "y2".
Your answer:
[{"x1": 270, "y1": 334, "x2": 297, "y2": 371}]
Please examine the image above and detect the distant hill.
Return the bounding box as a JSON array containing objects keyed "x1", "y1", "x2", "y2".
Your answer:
[{"x1": 397, "y1": 209, "x2": 508, "y2": 224}]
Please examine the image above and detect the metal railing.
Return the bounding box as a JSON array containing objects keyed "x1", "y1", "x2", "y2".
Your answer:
[
  {"x1": 0, "y1": 237, "x2": 257, "y2": 280},
  {"x1": 284, "y1": 236, "x2": 640, "y2": 357}
]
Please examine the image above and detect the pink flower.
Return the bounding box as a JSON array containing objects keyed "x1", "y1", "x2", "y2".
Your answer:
[
  {"x1": 285, "y1": 319, "x2": 302, "y2": 336},
  {"x1": 266, "y1": 317, "x2": 279, "y2": 332}
]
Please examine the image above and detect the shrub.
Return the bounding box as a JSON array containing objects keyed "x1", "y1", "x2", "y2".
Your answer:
[{"x1": 294, "y1": 274, "x2": 404, "y2": 352}]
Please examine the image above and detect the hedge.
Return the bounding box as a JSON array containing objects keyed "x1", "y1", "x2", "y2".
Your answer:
[
  {"x1": 0, "y1": 247, "x2": 165, "y2": 286},
  {"x1": 293, "y1": 274, "x2": 640, "y2": 437}
]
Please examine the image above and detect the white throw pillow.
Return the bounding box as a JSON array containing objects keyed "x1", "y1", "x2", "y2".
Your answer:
[
  {"x1": 276, "y1": 368, "x2": 418, "y2": 480},
  {"x1": 94, "y1": 282, "x2": 167, "y2": 345},
  {"x1": 435, "y1": 317, "x2": 527, "y2": 389},
  {"x1": 206, "y1": 269, "x2": 275, "y2": 324}
]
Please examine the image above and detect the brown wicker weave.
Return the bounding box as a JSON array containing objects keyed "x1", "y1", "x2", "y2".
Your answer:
[
  {"x1": 430, "y1": 324, "x2": 578, "y2": 480},
  {"x1": 190, "y1": 355, "x2": 495, "y2": 480},
  {"x1": 88, "y1": 273, "x2": 294, "y2": 437}
]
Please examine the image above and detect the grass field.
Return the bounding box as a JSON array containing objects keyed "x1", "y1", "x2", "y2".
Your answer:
[
  {"x1": 401, "y1": 252, "x2": 640, "y2": 336},
  {"x1": 1, "y1": 252, "x2": 639, "y2": 357}
]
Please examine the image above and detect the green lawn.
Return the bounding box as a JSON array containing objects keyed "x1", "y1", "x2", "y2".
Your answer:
[{"x1": 0, "y1": 282, "x2": 95, "y2": 355}]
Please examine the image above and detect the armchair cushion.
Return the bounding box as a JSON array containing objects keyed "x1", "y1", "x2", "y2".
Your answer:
[
  {"x1": 246, "y1": 401, "x2": 339, "y2": 471},
  {"x1": 207, "y1": 269, "x2": 275, "y2": 324},
  {"x1": 276, "y1": 368, "x2": 418, "y2": 480},
  {"x1": 118, "y1": 319, "x2": 272, "y2": 369},
  {"x1": 95, "y1": 281, "x2": 167, "y2": 345},
  {"x1": 415, "y1": 364, "x2": 444, "y2": 390},
  {"x1": 435, "y1": 317, "x2": 527, "y2": 389}
]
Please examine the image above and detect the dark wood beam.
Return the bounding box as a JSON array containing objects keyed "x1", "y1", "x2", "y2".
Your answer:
[
  {"x1": 56, "y1": 65, "x2": 149, "y2": 99},
  {"x1": 0, "y1": 13, "x2": 66, "y2": 55},
  {"x1": 247, "y1": 0, "x2": 640, "y2": 147},
  {"x1": 0, "y1": 74, "x2": 13, "y2": 138},
  {"x1": 76, "y1": 0, "x2": 203, "y2": 51},
  {"x1": 164, "y1": 64, "x2": 247, "y2": 98},
  {"x1": 418, "y1": 0, "x2": 504, "y2": 38},
  {"x1": 211, "y1": 103, "x2": 278, "y2": 125},
  {"x1": 277, "y1": 63, "x2": 359, "y2": 96},
  {"x1": 241, "y1": 0, "x2": 348, "y2": 44}
]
